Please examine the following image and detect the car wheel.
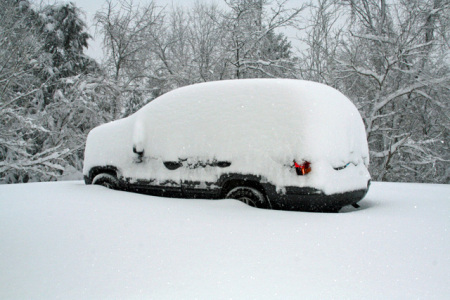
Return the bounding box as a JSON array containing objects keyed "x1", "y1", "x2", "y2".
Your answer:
[
  {"x1": 92, "y1": 173, "x2": 119, "y2": 190},
  {"x1": 226, "y1": 186, "x2": 267, "y2": 208}
]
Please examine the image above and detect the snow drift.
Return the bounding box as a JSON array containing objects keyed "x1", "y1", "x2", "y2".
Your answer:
[{"x1": 1, "y1": 181, "x2": 449, "y2": 299}]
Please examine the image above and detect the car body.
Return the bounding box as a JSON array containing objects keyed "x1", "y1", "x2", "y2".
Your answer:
[{"x1": 83, "y1": 79, "x2": 371, "y2": 212}]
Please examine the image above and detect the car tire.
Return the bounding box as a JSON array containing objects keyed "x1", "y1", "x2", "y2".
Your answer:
[
  {"x1": 92, "y1": 173, "x2": 119, "y2": 190},
  {"x1": 226, "y1": 186, "x2": 267, "y2": 208}
]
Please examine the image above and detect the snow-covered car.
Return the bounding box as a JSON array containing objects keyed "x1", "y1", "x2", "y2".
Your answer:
[{"x1": 83, "y1": 79, "x2": 370, "y2": 212}]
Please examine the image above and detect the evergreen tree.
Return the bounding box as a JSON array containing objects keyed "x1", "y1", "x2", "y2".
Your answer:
[
  {"x1": 38, "y1": 2, "x2": 92, "y2": 78},
  {"x1": 0, "y1": 0, "x2": 108, "y2": 183}
]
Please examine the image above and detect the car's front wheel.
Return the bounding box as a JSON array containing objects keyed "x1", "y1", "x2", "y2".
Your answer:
[
  {"x1": 226, "y1": 186, "x2": 267, "y2": 208},
  {"x1": 92, "y1": 173, "x2": 119, "y2": 190}
]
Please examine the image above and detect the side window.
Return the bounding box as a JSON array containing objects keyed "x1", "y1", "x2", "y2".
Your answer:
[
  {"x1": 162, "y1": 158, "x2": 231, "y2": 170},
  {"x1": 163, "y1": 161, "x2": 182, "y2": 170},
  {"x1": 215, "y1": 161, "x2": 231, "y2": 168}
]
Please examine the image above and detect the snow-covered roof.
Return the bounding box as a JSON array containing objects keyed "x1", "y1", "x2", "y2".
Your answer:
[{"x1": 134, "y1": 79, "x2": 369, "y2": 166}]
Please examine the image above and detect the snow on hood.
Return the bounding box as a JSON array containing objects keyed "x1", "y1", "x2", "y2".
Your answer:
[{"x1": 84, "y1": 79, "x2": 370, "y2": 194}]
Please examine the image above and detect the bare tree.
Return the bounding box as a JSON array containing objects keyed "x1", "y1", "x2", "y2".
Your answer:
[
  {"x1": 300, "y1": 0, "x2": 450, "y2": 182},
  {"x1": 222, "y1": 0, "x2": 306, "y2": 78},
  {"x1": 187, "y1": 2, "x2": 230, "y2": 82},
  {"x1": 337, "y1": 0, "x2": 449, "y2": 182},
  {"x1": 299, "y1": 0, "x2": 344, "y2": 84},
  {"x1": 95, "y1": 0, "x2": 164, "y2": 117},
  {"x1": 148, "y1": 2, "x2": 231, "y2": 88}
]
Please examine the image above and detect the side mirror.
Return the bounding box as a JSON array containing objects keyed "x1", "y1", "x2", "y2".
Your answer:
[{"x1": 133, "y1": 145, "x2": 144, "y2": 163}]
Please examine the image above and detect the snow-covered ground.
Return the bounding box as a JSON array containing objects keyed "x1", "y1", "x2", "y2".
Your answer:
[{"x1": 0, "y1": 181, "x2": 449, "y2": 299}]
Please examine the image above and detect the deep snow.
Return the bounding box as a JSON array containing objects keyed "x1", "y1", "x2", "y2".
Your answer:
[{"x1": 0, "y1": 181, "x2": 449, "y2": 299}]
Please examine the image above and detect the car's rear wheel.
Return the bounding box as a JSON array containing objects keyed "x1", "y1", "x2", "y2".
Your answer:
[
  {"x1": 226, "y1": 186, "x2": 267, "y2": 208},
  {"x1": 92, "y1": 173, "x2": 119, "y2": 190}
]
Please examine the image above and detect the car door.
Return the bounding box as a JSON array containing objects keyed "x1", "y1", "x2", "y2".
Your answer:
[
  {"x1": 129, "y1": 152, "x2": 183, "y2": 198},
  {"x1": 180, "y1": 157, "x2": 230, "y2": 199}
]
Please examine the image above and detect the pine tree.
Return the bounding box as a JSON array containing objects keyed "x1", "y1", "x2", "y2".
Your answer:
[
  {"x1": 38, "y1": 3, "x2": 92, "y2": 78},
  {"x1": 0, "y1": 0, "x2": 109, "y2": 183}
]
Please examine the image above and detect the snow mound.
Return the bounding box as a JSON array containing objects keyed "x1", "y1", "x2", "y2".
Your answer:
[{"x1": 84, "y1": 79, "x2": 370, "y2": 194}]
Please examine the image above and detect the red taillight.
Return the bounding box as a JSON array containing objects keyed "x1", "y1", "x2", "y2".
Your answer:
[{"x1": 294, "y1": 160, "x2": 311, "y2": 176}]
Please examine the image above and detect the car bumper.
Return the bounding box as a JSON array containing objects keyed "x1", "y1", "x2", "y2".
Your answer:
[{"x1": 265, "y1": 181, "x2": 370, "y2": 212}]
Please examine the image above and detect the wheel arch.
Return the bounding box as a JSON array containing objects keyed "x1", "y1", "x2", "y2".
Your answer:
[
  {"x1": 219, "y1": 174, "x2": 267, "y2": 198},
  {"x1": 84, "y1": 166, "x2": 119, "y2": 185},
  {"x1": 219, "y1": 175, "x2": 273, "y2": 209}
]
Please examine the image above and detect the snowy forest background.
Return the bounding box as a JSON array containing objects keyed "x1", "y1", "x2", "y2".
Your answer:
[{"x1": 0, "y1": 0, "x2": 448, "y2": 184}]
